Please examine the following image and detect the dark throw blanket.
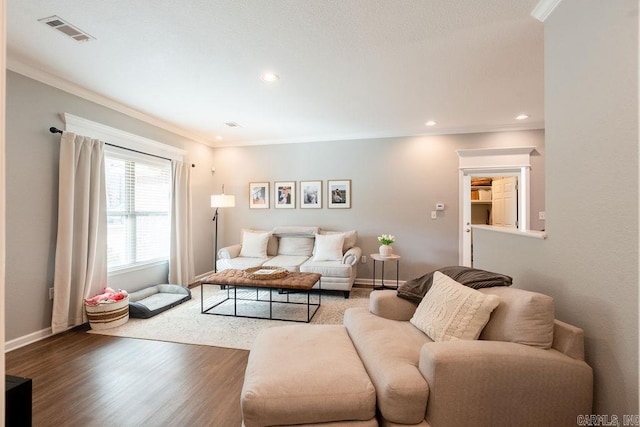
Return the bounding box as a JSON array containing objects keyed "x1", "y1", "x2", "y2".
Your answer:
[{"x1": 397, "y1": 266, "x2": 513, "y2": 304}]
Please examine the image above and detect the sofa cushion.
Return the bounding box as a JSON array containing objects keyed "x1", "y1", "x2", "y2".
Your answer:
[
  {"x1": 313, "y1": 233, "x2": 345, "y2": 261},
  {"x1": 242, "y1": 325, "x2": 376, "y2": 426},
  {"x1": 263, "y1": 255, "x2": 310, "y2": 272},
  {"x1": 478, "y1": 286, "x2": 555, "y2": 349},
  {"x1": 319, "y1": 229, "x2": 358, "y2": 251},
  {"x1": 300, "y1": 260, "x2": 352, "y2": 278},
  {"x1": 239, "y1": 230, "x2": 271, "y2": 258},
  {"x1": 277, "y1": 236, "x2": 315, "y2": 256},
  {"x1": 217, "y1": 256, "x2": 269, "y2": 271},
  {"x1": 344, "y1": 307, "x2": 431, "y2": 425},
  {"x1": 410, "y1": 272, "x2": 500, "y2": 341},
  {"x1": 272, "y1": 225, "x2": 319, "y2": 236},
  {"x1": 242, "y1": 229, "x2": 279, "y2": 256}
]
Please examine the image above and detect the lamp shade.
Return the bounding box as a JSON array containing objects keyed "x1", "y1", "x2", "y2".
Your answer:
[{"x1": 211, "y1": 194, "x2": 236, "y2": 208}]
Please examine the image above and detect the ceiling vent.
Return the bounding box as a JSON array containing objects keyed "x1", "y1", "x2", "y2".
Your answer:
[
  {"x1": 225, "y1": 122, "x2": 242, "y2": 128},
  {"x1": 38, "y1": 15, "x2": 95, "y2": 42}
]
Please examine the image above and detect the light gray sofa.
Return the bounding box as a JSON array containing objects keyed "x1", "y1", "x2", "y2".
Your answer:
[
  {"x1": 216, "y1": 226, "x2": 361, "y2": 298},
  {"x1": 343, "y1": 287, "x2": 594, "y2": 426}
]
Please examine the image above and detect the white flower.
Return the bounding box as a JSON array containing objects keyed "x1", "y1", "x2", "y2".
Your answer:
[{"x1": 377, "y1": 234, "x2": 395, "y2": 245}]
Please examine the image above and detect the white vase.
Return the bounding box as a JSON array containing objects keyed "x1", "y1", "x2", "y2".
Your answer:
[{"x1": 379, "y1": 245, "x2": 393, "y2": 257}]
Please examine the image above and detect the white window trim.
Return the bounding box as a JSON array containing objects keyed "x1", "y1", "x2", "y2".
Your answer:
[
  {"x1": 63, "y1": 113, "x2": 186, "y2": 161},
  {"x1": 108, "y1": 260, "x2": 169, "y2": 277},
  {"x1": 64, "y1": 114, "x2": 179, "y2": 274}
]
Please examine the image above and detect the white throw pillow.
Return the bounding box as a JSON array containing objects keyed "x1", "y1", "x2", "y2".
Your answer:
[
  {"x1": 239, "y1": 230, "x2": 270, "y2": 258},
  {"x1": 313, "y1": 233, "x2": 345, "y2": 261},
  {"x1": 319, "y1": 229, "x2": 358, "y2": 251},
  {"x1": 242, "y1": 229, "x2": 278, "y2": 255},
  {"x1": 410, "y1": 271, "x2": 500, "y2": 341}
]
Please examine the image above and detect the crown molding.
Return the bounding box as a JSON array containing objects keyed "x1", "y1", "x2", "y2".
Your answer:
[
  {"x1": 531, "y1": 0, "x2": 563, "y2": 22},
  {"x1": 7, "y1": 52, "x2": 215, "y2": 147}
]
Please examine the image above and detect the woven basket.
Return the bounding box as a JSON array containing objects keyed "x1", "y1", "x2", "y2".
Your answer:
[
  {"x1": 85, "y1": 296, "x2": 129, "y2": 330},
  {"x1": 243, "y1": 267, "x2": 289, "y2": 280}
]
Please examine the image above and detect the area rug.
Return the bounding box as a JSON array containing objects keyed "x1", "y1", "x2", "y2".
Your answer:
[{"x1": 88, "y1": 286, "x2": 371, "y2": 350}]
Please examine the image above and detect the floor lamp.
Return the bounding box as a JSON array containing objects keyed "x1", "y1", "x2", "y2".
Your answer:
[{"x1": 211, "y1": 186, "x2": 236, "y2": 273}]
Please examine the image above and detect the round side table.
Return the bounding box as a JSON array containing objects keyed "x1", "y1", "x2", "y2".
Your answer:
[{"x1": 370, "y1": 254, "x2": 401, "y2": 290}]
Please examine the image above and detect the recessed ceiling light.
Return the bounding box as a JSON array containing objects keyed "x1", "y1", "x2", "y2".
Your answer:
[
  {"x1": 425, "y1": 120, "x2": 437, "y2": 126},
  {"x1": 215, "y1": 136, "x2": 223, "y2": 141},
  {"x1": 260, "y1": 72, "x2": 280, "y2": 83},
  {"x1": 515, "y1": 114, "x2": 530, "y2": 120}
]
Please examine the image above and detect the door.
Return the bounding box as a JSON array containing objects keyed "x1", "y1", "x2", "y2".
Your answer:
[
  {"x1": 502, "y1": 176, "x2": 518, "y2": 227},
  {"x1": 461, "y1": 174, "x2": 472, "y2": 266},
  {"x1": 492, "y1": 179, "x2": 504, "y2": 226},
  {"x1": 492, "y1": 177, "x2": 518, "y2": 228}
]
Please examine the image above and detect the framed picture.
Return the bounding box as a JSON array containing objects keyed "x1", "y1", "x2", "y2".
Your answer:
[
  {"x1": 300, "y1": 180, "x2": 322, "y2": 209},
  {"x1": 274, "y1": 181, "x2": 296, "y2": 209},
  {"x1": 328, "y1": 179, "x2": 351, "y2": 209},
  {"x1": 249, "y1": 182, "x2": 269, "y2": 209}
]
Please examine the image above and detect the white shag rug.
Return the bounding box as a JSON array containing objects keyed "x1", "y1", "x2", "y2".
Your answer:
[{"x1": 88, "y1": 286, "x2": 371, "y2": 350}]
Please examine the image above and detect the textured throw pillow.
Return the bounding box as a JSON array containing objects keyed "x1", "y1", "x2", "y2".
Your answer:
[
  {"x1": 410, "y1": 272, "x2": 500, "y2": 341},
  {"x1": 239, "y1": 230, "x2": 270, "y2": 258},
  {"x1": 313, "y1": 233, "x2": 345, "y2": 261}
]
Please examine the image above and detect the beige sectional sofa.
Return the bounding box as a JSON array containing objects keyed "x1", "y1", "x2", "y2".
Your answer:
[
  {"x1": 241, "y1": 271, "x2": 593, "y2": 426},
  {"x1": 344, "y1": 285, "x2": 594, "y2": 426},
  {"x1": 216, "y1": 226, "x2": 361, "y2": 297}
]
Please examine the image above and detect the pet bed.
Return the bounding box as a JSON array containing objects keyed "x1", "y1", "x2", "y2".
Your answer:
[{"x1": 128, "y1": 284, "x2": 191, "y2": 319}]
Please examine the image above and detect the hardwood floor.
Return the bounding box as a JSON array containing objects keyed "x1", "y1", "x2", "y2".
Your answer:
[{"x1": 5, "y1": 325, "x2": 249, "y2": 426}]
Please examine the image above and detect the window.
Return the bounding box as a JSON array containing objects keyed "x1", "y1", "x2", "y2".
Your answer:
[{"x1": 105, "y1": 147, "x2": 171, "y2": 272}]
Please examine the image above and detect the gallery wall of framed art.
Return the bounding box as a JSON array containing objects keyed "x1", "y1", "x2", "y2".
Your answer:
[{"x1": 247, "y1": 180, "x2": 351, "y2": 209}]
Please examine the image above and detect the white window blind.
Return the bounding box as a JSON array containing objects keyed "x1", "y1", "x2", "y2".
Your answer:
[{"x1": 105, "y1": 147, "x2": 171, "y2": 272}]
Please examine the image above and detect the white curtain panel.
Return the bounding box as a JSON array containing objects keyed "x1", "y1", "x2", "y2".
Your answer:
[
  {"x1": 51, "y1": 132, "x2": 108, "y2": 334},
  {"x1": 169, "y1": 160, "x2": 194, "y2": 285}
]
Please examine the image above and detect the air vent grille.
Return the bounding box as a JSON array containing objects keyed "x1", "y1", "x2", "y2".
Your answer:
[{"x1": 38, "y1": 15, "x2": 95, "y2": 43}]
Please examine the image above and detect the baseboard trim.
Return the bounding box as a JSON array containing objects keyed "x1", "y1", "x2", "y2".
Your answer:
[{"x1": 6, "y1": 327, "x2": 54, "y2": 352}]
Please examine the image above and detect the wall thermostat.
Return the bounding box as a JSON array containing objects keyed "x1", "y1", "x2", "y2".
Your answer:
[{"x1": 435, "y1": 203, "x2": 445, "y2": 211}]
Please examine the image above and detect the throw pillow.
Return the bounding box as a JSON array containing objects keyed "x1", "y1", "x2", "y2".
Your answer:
[
  {"x1": 398, "y1": 266, "x2": 513, "y2": 304},
  {"x1": 319, "y1": 229, "x2": 358, "y2": 251},
  {"x1": 313, "y1": 233, "x2": 345, "y2": 261},
  {"x1": 410, "y1": 272, "x2": 500, "y2": 341},
  {"x1": 278, "y1": 236, "x2": 315, "y2": 256},
  {"x1": 478, "y1": 287, "x2": 555, "y2": 349},
  {"x1": 242, "y1": 229, "x2": 278, "y2": 256},
  {"x1": 239, "y1": 230, "x2": 271, "y2": 258}
]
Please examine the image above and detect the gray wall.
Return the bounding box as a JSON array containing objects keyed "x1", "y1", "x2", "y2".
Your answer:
[
  {"x1": 473, "y1": 0, "x2": 638, "y2": 416},
  {"x1": 211, "y1": 129, "x2": 545, "y2": 283},
  {"x1": 6, "y1": 70, "x2": 546, "y2": 347},
  {"x1": 5, "y1": 71, "x2": 218, "y2": 341}
]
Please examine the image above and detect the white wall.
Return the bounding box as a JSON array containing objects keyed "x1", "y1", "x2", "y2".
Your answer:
[{"x1": 473, "y1": 0, "x2": 638, "y2": 416}]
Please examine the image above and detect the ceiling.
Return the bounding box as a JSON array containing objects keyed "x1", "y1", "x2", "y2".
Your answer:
[{"x1": 7, "y1": 0, "x2": 544, "y2": 147}]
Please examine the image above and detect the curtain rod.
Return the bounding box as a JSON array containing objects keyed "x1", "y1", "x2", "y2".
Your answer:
[{"x1": 49, "y1": 127, "x2": 195, "y2": 167}]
